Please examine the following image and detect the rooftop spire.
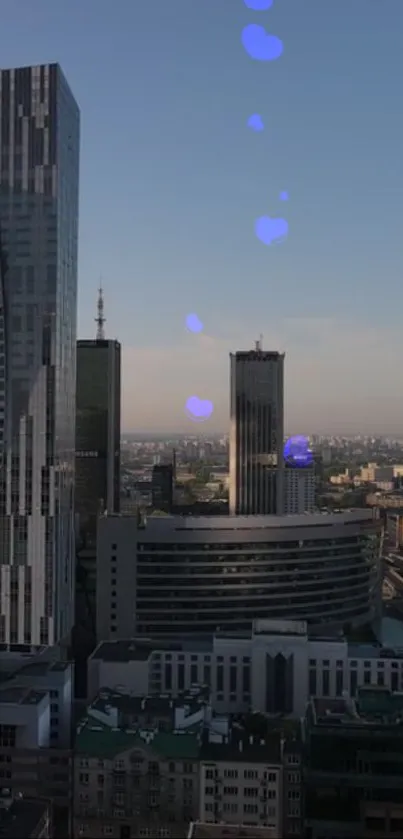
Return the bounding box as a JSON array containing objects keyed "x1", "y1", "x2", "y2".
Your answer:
[{"x1": 95, "y1": 285, "x2": 106, "y2": 340}]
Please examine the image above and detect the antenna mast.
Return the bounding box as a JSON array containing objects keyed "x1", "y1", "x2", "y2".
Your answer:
[{"x1": 95, "y1": 286, "x2": 106, "y2": 340}]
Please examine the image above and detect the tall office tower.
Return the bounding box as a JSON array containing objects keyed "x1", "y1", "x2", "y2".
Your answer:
[
  {"x1": 229, "y1": 342, "x2": 284, "y2": 515},
  {"x1": 151, "y1": 463, "x2": 173, "y2": 512},
  {"x1": 0, "y1": 64, "x2": 80, "y2": 647},
  {"x1": 75, "y1": 329, "x2": 121, "y2": 546}
]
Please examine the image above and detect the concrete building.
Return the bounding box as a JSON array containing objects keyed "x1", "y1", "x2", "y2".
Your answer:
[
  {"x1": 0, "y1": 63, "x2": 80, "y2": 646},
  {"x1": 304, "y1": 688, "x2": 403, "y2": 839},
  {"x1": 96, "y1": 510, "x2": 381, "y2": 640},
  {"x1": 0, "y1": 654, "x2": 73, "y2": 816},
  {"x1": 87, "y1": 619, "x2": 403, "y2": 721},
  {"x1": 229, "y1": 346, "x2": 284, "y2": 516},
  {"x1": 198, "y1": 717, "x2": 283, "y2": 836},
  {"x1": 284, "y1": 465, "x2": 315, "y2": 514},
  {"x1": 0, "y1": 796, "x2": 52, "y2": 838}
]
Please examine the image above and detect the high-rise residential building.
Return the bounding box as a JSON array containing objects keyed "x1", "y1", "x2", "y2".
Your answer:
[
  {"x1": 0, "y1": 64, "x2": 80, "y2": 646},
  {"x1": 229, "y1": 343, "x2": 284, "y2": 515},
  {"x1": 75, "y1": 332, "x2": 121, "y2": 545},
  {"x1": 284, "y1": 464, "x2": 316, "y2": 514}
]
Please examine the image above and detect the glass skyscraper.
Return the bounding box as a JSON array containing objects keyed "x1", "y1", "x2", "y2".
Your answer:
[
  {"x1": 229, "y1": 345, "x2": 285, "y2": 515},
  {"x1": 0, "y1": 64, "x2": 80, "y2": 646}
]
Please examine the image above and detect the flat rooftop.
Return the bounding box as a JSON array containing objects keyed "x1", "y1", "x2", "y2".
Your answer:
[
  {"x1": 188, "y1": 824, "x2": 277, "y2": 838},
  {"x1": 0, "y1": 798, "x2": 49, "y2": 838},
  {"x1": 201, "y1": 713, "x2": 284, "y2": 765},
  {"x1": 312, "y1": 687, "x2": 403, "y2": 727}
]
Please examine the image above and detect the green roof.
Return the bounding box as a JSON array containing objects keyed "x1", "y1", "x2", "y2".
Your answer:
[{"x1": 75, "y1": 721, "x2": 200, "y2": 761}]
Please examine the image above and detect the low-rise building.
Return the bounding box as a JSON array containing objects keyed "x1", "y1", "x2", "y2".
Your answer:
[
  {"x1": 199, "y1": 715, "x2": 283, "y2": 837},
  {"x1": 0, "y1": 655, "x2": 73, "y2": 821},
  {"x1": 73, "y1": 686, "x2": 208, "y2": 838},
  {"x1": 304, "y1": 687, "x2": 403, "y2": 839},
  {"x1": 73, "y1": 687, "x2": 303, "y2": 839},
  {"x1": 88, "y1": 621, "x2": 402, "y2": 719}
]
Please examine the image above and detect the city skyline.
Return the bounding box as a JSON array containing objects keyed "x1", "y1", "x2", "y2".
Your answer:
[{"x1": 0, "y1": 1, "x2": 402, "y2": 435}]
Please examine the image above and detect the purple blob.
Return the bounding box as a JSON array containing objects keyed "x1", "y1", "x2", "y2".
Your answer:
[
  {"x1": 247, "y1": 114, "x2": 264, "y2": 132},
  {"x1": 244, "y1": 0, "x2": 274, "y2": 9},
  {"x1": 242, "y1": 24, "x2": 283, "y2": 62},
  {"x1": 186, "y1": 396, "x2": 214, "y2": 423},
  {"x1": 284, "y1": 435, "x2": 313, "y2": 467},
  {"x1": 186, "y1": 313, "x2": 203, "y2": 333},
  {"x1": 279, "y1": 191, "x2": 289, "y2": 201},
  {"x1": 255, "y1": 216, "x2": 288, "y2": 245}
]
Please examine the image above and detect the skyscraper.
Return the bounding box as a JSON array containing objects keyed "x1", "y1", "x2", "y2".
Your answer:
[
  {"x1": 0, "y1": 64, "x2": 80, "y2": 646},
  {"x1": 229, "y1": 342, "x2": 284, "y2": 515},
  {"x1": 75, "y1": 329, "x2": 121, "y2": 544}
]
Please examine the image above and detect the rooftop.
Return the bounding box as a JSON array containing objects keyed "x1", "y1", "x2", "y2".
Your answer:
[
  {"x1": 0, "y1": 797, "x2": 50, "y2": 839},
  {"x1": 312, "y1": 687, "x2": 403, "y2": 727},
  {"x1": 188, "y1": 824, "x2": 277, "y2": 838},
  {"x1": 75, "y1": 685, "x2": 208, "y2": 760},
  {"x1": 200, "y1": 713, "x2": 290, "y2": 765},
  {"x1": 0, "y1": 685, "x2": 47, "y2": 706},
  {"x1": 92, "y1": 684, "x2": 210, "y2": 722},
  {"x1": 75, "y1": 718, "x2": 201, "y2": 761},
  {"x1": 92, "y1": 636, "x2": 214, "y2": 662}
]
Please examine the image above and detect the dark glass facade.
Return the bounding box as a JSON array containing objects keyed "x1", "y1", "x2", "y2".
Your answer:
[
  {"x1": 229, "y1": 350, "x2": 284, "y2": 515},
  {"x1": 75, "y1": 339, "x2": 121, "y2": 544},
  {"x1": 151, "y1": 464, "x2": 173, "y2": 512},
  {"x1": 0, "y1": 64, "x2": 80, "y2": 646}
]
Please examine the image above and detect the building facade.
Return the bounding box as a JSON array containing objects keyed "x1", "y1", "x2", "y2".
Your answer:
[
  {"x1": 0, "y1": 64, "x2": 80, "y2": 646},
  {"x1": 96, "y1": 511, "x2": 382, "y2": 640},
  {"x1": 304, "y1": 689, "x2": 403, "y2": 839},
  {"x1": 229, "y1": 347, "x2": 284, "y2": 516},
  {"x1": 87, "y1": 618, "x2": 403, "y2": 722},
  {"x1": 75, "y1": 338, "x2": 121, "y2": 543},
  {"x1": 284, "y1": 465, "x2": 315, "y2": 514}
]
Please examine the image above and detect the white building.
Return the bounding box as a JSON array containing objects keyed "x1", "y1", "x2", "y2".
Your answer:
[{"x1": 88, "y1": 619, "x2": 403, "y2": 719}]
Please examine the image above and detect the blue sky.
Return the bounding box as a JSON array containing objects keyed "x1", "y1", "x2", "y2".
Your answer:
[{"x1": 1, "y1": 0, "x2": 402, "y2": 433}]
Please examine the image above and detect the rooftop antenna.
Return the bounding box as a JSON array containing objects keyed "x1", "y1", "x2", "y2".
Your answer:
[
  {"x1": 95, "y1": 284, "x2": 106, "y2": 340},
  {"x1": 255, "y1": 334, "x2": 263, "y2": 352}
]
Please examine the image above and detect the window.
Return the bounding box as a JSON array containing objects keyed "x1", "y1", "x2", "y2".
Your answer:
[{"x1": 244, "y1": 769, "x2": 258, "y2": 780}]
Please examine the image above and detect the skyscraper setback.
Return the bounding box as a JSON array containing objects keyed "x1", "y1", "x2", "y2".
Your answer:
[
  {"x1": 229, "y1": 343, "x2": 284, "y2": 515},
  {"x1": 0, "y1": 64, "x2": 80, "y2": 646}
]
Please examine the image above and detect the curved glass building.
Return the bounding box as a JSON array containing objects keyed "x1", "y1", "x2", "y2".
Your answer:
[{"x1": 97, "y1": 510, "x2": 382, "y2": 640}]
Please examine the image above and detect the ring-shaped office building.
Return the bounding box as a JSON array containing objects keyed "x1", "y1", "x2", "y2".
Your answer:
[{"x1": 97, "y1": 510, "x2": 382, "y2": 639}]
